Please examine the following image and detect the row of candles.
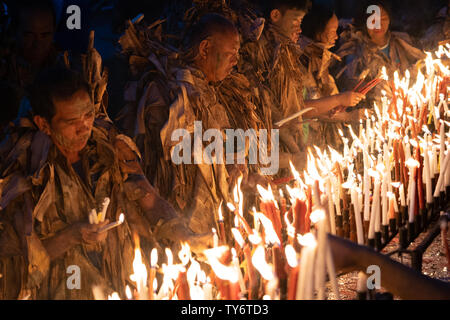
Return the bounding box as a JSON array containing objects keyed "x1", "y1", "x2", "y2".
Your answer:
[{"x1": 96, "y1": 44, "x2": 450, "y2": 300}]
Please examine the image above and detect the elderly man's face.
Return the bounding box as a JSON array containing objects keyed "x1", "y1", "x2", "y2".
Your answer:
[
  {"x1": 203, "y1": 31, "x2": 240, "y2": 82},
  {"x1": 16, "y1": 9, "x2": 54, "y2": 66},
  {"x1": 44, "y1": 90, "x2": 95, "y2": 156},
  {"x1": 272, "y1": 9, "x2": 306, "y2": 42}
]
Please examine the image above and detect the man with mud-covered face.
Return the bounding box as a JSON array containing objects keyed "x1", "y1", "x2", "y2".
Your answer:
[
  {"x1": 191, "y1": 16, "x2": 240, "y2": 82},
  {"x1": 0, "y1": 66, "x2": 211, "y2": 299}
]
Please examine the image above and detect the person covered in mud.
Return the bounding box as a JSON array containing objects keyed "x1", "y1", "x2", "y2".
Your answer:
[
  {"x1": 0, "y1": 66, "x2": 209, "y2": 299},
  {"x1": 239, "y1": 0, "x2": 365, "y2": 172},
  {"x1": 299, "y1": 3, "x2": 363, "y2": 150},
  {"x1": 419, "y1": 0, "x2": 450, "y2": 51},
  {"x1": 334, "y1": 0, "x2": 425, "y2": 107},
  {"x1": 120, "y1": 13, "x2": 246, "y2": 236},
  {"x1": 0, "y1": 0, "x2": 64, "y2": 141}
]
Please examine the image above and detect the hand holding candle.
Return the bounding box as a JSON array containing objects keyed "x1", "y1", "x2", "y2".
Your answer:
[{"x1": 98, "y1": 213, "x2": 125, "y2": 233}]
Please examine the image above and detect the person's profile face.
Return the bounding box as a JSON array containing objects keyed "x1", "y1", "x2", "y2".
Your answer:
[
  {"x1": 317, "y1": 14, "x2": 339, "y2": 49},
  {"x1": 274, "y1": 9, "x2": 305, "y2": 42},
  {"x1": 206, "y1": 31, "x2": 240, "y2": 82},
  {"x1": 16, "y1": 8, "x2": 55, "y2": 66},
  {"x1": 47, "y1": 90, "x2": 95, "y2": 155}
]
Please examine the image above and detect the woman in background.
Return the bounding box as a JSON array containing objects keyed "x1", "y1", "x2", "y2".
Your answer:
[
  {"x1": 299, "y1": 4, "x2": 360, "y2": 149},
  {"x1": 334, "y1": 0, "x2": 424, "y2": 108}
]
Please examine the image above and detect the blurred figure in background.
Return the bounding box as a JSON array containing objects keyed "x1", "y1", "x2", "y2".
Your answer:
[
  {"x1": 334, "y1": 0, "x2": 424, "y2": 107},
  {"x1": 299, "y1": 3, "x2": 362, "y2": 150}
]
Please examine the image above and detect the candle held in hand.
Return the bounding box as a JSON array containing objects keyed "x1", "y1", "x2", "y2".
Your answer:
[{"x1": 98, "y1": 213, "x2": 125, "y2": 233}]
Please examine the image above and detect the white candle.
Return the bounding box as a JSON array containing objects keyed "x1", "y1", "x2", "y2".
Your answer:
[
  {"x1": 296, "y1": 235, "x2": 317, "y2": 300},
  {"x1": 432, "y1": 145, "x2": 439, "y2": 176},
  {"x1": 423, "y1": 144, "x2": 433, "y2": 204},
  {"x1": 352, "y1": 188, "x2": 364, "y2": 245},
  {"x1": 399, "y1": 183, "x2": 406, "y2": 207},
  {"x1": 98, "y1": 213, "x2": 124, "y2": 232},
  {"x1": 434, "y1": 149, "x2": 450, "y2": 197},
  {"x1": 446, "y1": 140, "x2": 450, "y2": 188},
  {"x1": 363, "y1": 149, "x2": 371, "y2": 222},
  {"x1": 406, "y1": 160, "x2": 419, "y2": 223},
  {"x1": 334, "y1": 178, "x2": 341, "y2": 216},
  {"x1": 203, "y1": 279, "x2": 213, "y2": 300},
  {"x1": 440, "y1": 121, "x2": 445, "y2": 183},
  {"x1": 381, "y1": 171, "x2": 388, "y2": 226},
  {"x1": 98, "y1": 197, "x2": 110, "y2": 222},
  {"x1": 231, "y1": 248, "x2": 245, "y2": 294},
  {"x1": 326, "y1": 176, "x2": 336, "y2": 235},
  {"x1": 369, "y1": 176, "x2": 380, "y2": 239},
  {"x1": 212, "y1": 228, "x2": 219, "y2": 247},
  {"x1": 325, "y1": 237, "x2": 340, "y2": 299}
]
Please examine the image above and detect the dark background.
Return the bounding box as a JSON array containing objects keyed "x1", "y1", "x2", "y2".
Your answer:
[{"x1": 3, "y1": 0, "x2": 446, "y2": 117}]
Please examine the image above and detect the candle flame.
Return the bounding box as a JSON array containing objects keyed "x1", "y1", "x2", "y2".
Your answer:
[
  {"x1": 297, "y1": 233, "x2": 317, "y2": 248},
  {"x1": 285, "y1": 244, "x2": 298, "y2": 268},
  {"x1": 108, "y1": 292, "x2": 121, "y2": 300},
  {"x1": 284, "y1": 212, "x2": 296, "y2": 239},
  {"x1": 251, "y1": 245, "x2": 274, "y2": 281},
  {"x1": 218, "y1": 201, "x2": 224, "y2": 221},
  {"x1": 129, "y1": 238, "x2": 148, "y2": 295},
  {"x1": 151, "y1": 248, "x2": 158, "y2": 268},
  {"x1": 125, "y1": 285, "x2": 132, "y2": 300},
  {"x1": 405, "y1": 158, "x2": 420, "y2": 168},
  {"x1": 231, "y1": 228, "x2": 245, "y2": 248},
  {"x1": 204, "y1": 246, "x2": 238, "y2": 283},
  {"x1": 309, "y1": 208, "x2": 326, "y2": 224},
  {"x1": 248, "y1": 231, "x2": 262, "y2": 245},
  {"x1": 256, "y1": 184, "x2": 276, "y2": 203},
  {"x1": 255, "y1": 211, "x2": 281, "y2": 245},
  {"x1": 178, "y1": 242, "x2": 191, "y2": 266}
]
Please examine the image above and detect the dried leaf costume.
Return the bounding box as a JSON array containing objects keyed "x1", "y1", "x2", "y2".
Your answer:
[
  {"x1": 298, "y1": 35, "x2": 347, "y2": 150},
  {"x1": 239, "y1": 22, "x2": 308, "y2": 172},
  {"x1": 420, "y1": 6, "x2": 450, "y2": 51},
  {"x1": 0, "y1": 117, "x2": 165, "y2": 299},
  {"x1": 335, "y1": 26, "x2": 425, "y2": 106},
  {"x1": 0, "y1": 32, "x2": 179, "y2": 299},
  {"x1": 118, "y1": 17, "x2": 233, "y2": 235}
]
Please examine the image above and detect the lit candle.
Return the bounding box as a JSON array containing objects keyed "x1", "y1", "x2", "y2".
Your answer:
[
  {"x1": 352, "y1": 188, "x2": 364, "y2": 245},
  {"x1": 98, "y1": 213, "x2": 124, "y2": 233},
  {"x1": 149, "y1": 248, "x2": 158, "y2": 300},
  {"x1": 399, "y1": 183, "x2": 406, "y2": 207},
  {"x1": 326, "y1": 175, "x2": 336, "y2": 235},
  {"x1": 406, "y1": 158, "x2": 420, "y2": 223},
  {"x1": 98, "y1": 197, "x2": 110, "y2": 222},
  {"x1": 212, "y1": 228, "x2": 219, "y2": 247},
  {"x1": 285, "y1": 244, "x2": 299, "y2": 300},
  {"x1": 296, "y1": 233, "x2": 317, "y2": 300},
  {"x1": 423, "y1": 144, "x2": 433, "y2": 204},
  {"x1": 369, "y1": 174, "x2": 380, "y2": 240},
  {"x1": 310, "y1": 209, "x2": 326, "y2": 300}
]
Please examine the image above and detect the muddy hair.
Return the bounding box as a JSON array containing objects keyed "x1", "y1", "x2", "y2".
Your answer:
[
  {"x1": 261, "y1": 0, "x2": 311, "y2": 17},
  {"x1": 9, "y1": 0, "x2": 56, "y2": 32},
  {"x1": 301, "y1": 3, "x2": 335, "y2": 41},
  {"x1": 29, "y1": 65, "x2": 90, "y2": 122},
  {"x1": 353, "y1": 0, "x2": 393, "y2": 35},
  {"x1": 182, "y1": 13, "x2": 237, "y2": 63}
]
